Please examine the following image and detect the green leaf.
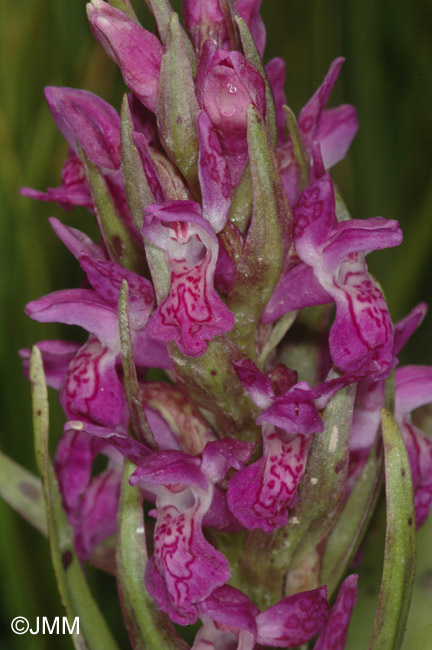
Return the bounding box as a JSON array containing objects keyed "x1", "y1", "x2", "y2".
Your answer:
[
  {"x1": 156, "y1": 13, "x2": 200, "y2": 194},
  {"x1": 368, "y1": 409, "x2": 416, "y2": 650},
  {"x1": 321, "y1": 438, "x2": 384, "y2": 598},
  {"x1": 79, "y1": 146, "x2": 145, "y2": 274},
  {"x1": 0, "y1": 450, "x2": 47, "y2": 536},
  {"x1": 235, "y1": 15, "x2": 278, "y2": 147},
  {"x1": 228, "y1": 106, "x2": 292, "y2": 359},
  {"x1": 30, "y1": 346, "x2": 120, "y2": 650},
  {"x1": 116, "y1": 459, "x2": 188, "y2": 650},
  {"x1": 118, "y1": 279, "x2": 156, "y2": 448}
]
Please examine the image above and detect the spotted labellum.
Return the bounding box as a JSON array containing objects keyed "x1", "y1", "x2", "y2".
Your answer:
[{"x1": 4, "y1": 0, "x2": 431, "y2": 649}]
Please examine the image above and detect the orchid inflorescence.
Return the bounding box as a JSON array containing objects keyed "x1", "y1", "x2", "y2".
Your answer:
[{"x1": 11, "y1": 0, "x2": 432, "y2": 648}]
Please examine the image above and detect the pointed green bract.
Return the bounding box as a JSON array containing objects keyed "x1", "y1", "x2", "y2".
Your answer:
[
  {"x1": 30, "y1": 346, "x2": 120, "y2": 650},
  {"x1": 368, "y1": 409, "x2": 416, "y2": 650},
  {"x1": 120, "y1": 94, "x2": 155, "y2": 230},
  {"x1": 228, "y1": 106, "x2": 292, "y2": 359},
  {"x1": 227, "y1": 163, "x2": 253, "y2": 233},
  {"x1": 80, "y1": 146, "x2": 145, "y2": 274},
  {"x1": 283, "y1": 105, "x2": 310, "y2": 192},
  {"x1": 116, "y1": 459, "x2": 188, "y2": 650},
  {"x1": 235, "y1": 15, "x2": 278, "y2": 147},
  {"x1": 120, "y1": 96, "x2": 170, "y2": 304},
  {"x1": 118, "y1": 280, "x2": 156, "y2": 449},
  {"x1": 156, "y1": 13, "x2": 200, "y2": 194},
  {"x1": 144, "y1": 0, "x2": 197, "y2": 72},
  {"x1": 321, "y1": 439, "x2": 384, "y2": 598}
]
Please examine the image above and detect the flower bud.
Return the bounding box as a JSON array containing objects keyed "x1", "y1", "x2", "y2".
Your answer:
[
  {"x1": 197, "y1": 42, "x2": 265, "y2": 183},
  {"x1": 87, "y1": 0, "x2": 163, "y2": 112}
]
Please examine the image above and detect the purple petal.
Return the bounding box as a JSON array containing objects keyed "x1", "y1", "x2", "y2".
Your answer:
[
  {"x1": 87, "y1": 0, "x2": 163, "y2": 112},
  {"x1": 233, "y1": 358, "x2": 274, "y2": 409},
  {"x1": 322, "y1": 218, "x2": 403, "y2": 272},
  {"x1": 49, "y1": 217, "x2": 105, "y2": 261},
  {"x1": 132, "y1": 132, "x2": 165, "y2": 203},
  {"x1": 298, "y1": 58, "x2": 344, "y2": 148},
  {"x1": 201, "y1": 438, "x2": 255, "y2": 483},
  {"x1": 198, "y1": 585, "x2": 259, "y2": 635},
  {"x1": 256, "y1": 586, "x2": 329, "y2": 646},
  {"x1": 19, "y1": 340, "x2": 81, "y2": 390},
  {"x1": 401, "y1": 420, "x2": 432, "y2": 528},
  {"x1": 44, "y1": 86, "x2": 121, "y2": 169},
  {"x1": 227, "y1": 431, "x2": 311, "y2": 532},
  {"x1": 395, "y1": 365, "x2": 432, "y2": 414},
  {"x1": 20, "y1": 150, "x2": 94, "y2": 211},
  {"x1": 146, "y1": 485, "x2": 231, "y2": 624},
  {"x1": 203, "y1": 485, "x2": 244, "y2": 531},
  {"x1": 314, "y1": 574, "x2": 358, "y2": 650},
  {"x1": 55, "y1": 429, "x2": 97, "y2": 516},
  {"x1": 214, "y1": 239, "x2": 236, "y2": 293},
  {"x1": 294, "y1": 174, "x2": 337, "y2": 256},
  {"x1": 143, "y1": 201, "x2": 234, "y2": 356},
  {"x1": 262, "y1": 262, "x2": 331, "y2": 324},
  {"x1": 25, "y1": 289, "x2": 119, "y2": 346},
  {"x1": 60, "y1": 337, "x2": 125, "y2": 427},
  {"x1": 75, "y1": 467, "x2": 121, "y2": 560},
  {"x1": 259, "y1": 384, "x2": 324, "y2": 436},
  {"x1": 393, "y1": 303, "x2": 428, "y2": 356},
  {"x1": 198, "y1": 110, "x2": 232, "y2": 233},
  {"x1": 328, "y1": 262, "x2": 395, "y2": 377},
  {"x1": 78, "y1": 254, "x2": 154, "y2": 328},
  {"x1": 66, "y1": 420, "x2": 150, "y2": 465},
  {"x1": 266, "y1": 57, "x2": 287, "y2": 144},
  {"x1": 130, "y1": 450, "x2": 208, "y2": 490},
  {"x1": 316, "y1": 105, "x2": 359, "y2": 169}
]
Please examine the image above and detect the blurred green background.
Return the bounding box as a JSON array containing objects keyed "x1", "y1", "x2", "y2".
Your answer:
[{"x1": 0, "y1": 0, "x2": 431, "y2": 648}]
